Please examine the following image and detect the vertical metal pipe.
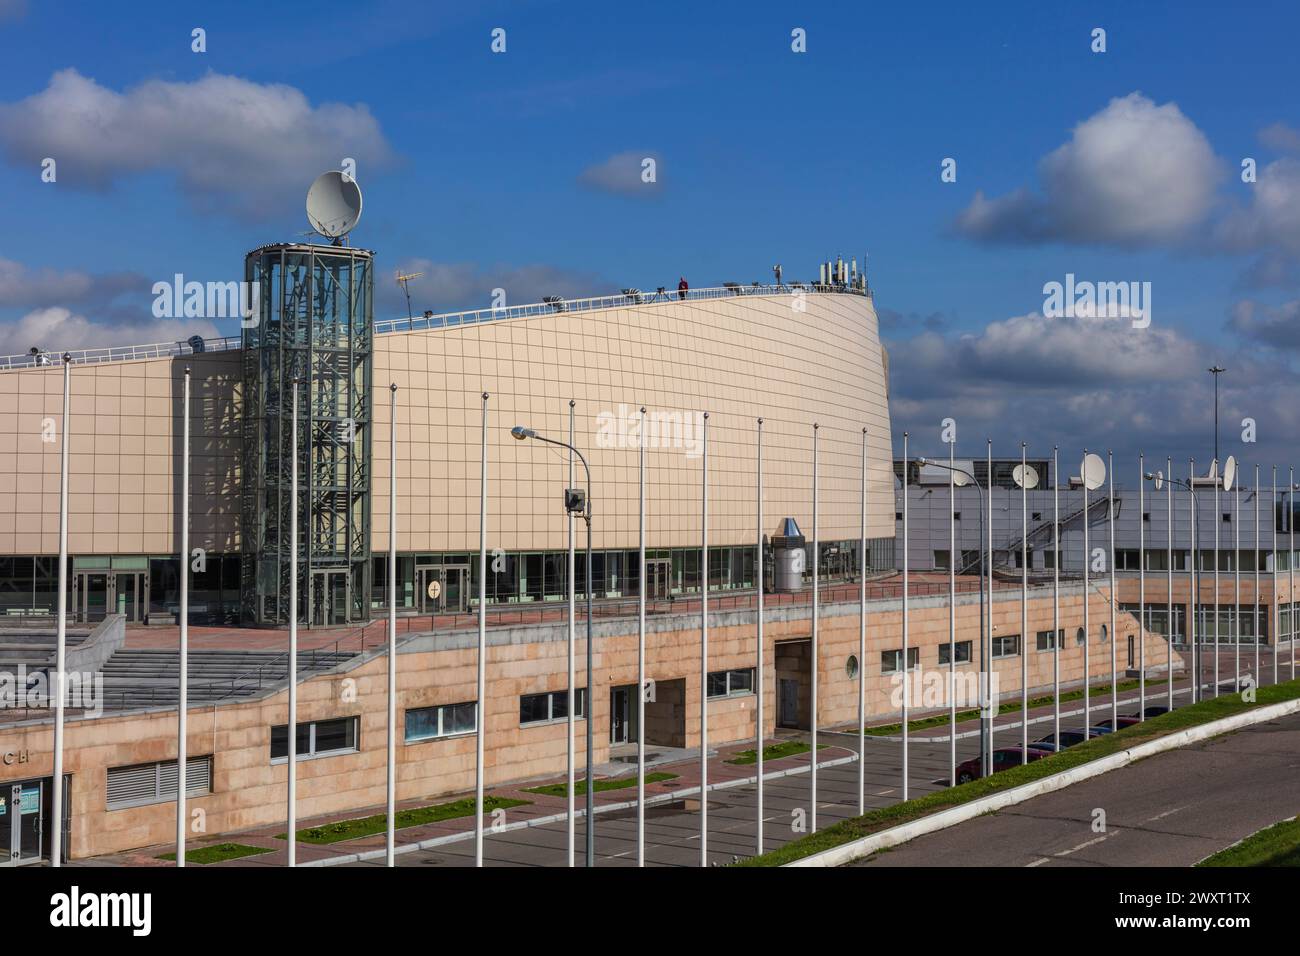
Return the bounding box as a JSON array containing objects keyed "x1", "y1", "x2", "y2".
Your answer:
[
  {"x1": 1291, "y1": 468, "x2": 1296, "y2": 682},
  {"x1": 699, "y1": 411, "x2": 709, "y2": 864},
  {"x1": 1234, "y1": 477, "x2": 1240, "y2": 692},
  {"x1": 1108, "y1": 450, "x2": 1117, "y2": 727},
  {"x1": 1255, "y1": 465, "x2": 1261, "y2": 689},
  {"x1": 1020, "y1": 442, "x2": 1028, "y2": 762},
  {"x1": 1082, "y1": 449, "x2": 1091, "y2": 731},
  {"x1": 567, "y1": 399, "x2": 575, "y2": 866},
  {"x1": 1167, "y1": 458, "x2": 1174, "y2": 710},
  {"x1": 1190, "y1": 459, "x2": 1199, "y2": 703},
  {"x1": 985, "y1": 439, "x2": 992, "y2": 771},
  {"x1": 288, "y1": 380, "x2": 298, "y2": 867},
  {"x1": 177, "y1": 366, "x2": 190, "y2": 865},
  {"x1": 859, "y1": 427, "x2": 867, "y2": 815},
  {"x1": 637, "y1": 406, "x2": 646, "y2": 866},
  {"x1": 949, "y1": 440, "x2": 958, "y2": 784},
  {"x1": 475, "y1": 392, "x2": 488, "y2": 866},
  {"x1": 1138, "y1": 452, "x2": 1146, "y2": 718},
  {"x1": 385, "y1": 384, "x2": 397, "y2": 866},
  {"x1": 812, "y1": 423, "x2": 822, "y2": 821},
  {"x1": 1214, "y1": 461, "x2": 1221, "y2": 697},
  {"x1": 1053, "y1": 447, "x2": 1061, "y2": 745},
  {"x1": 756, "y1": 418, "x2": 765, "y2": 854},
  {"x1": 900, "y1": 431, "x2": 908, "y2": 797},
  {"x1": 1273, "y1": 467, "x2": 1279, "y2": 685},
  {"x1": 51, "y1": 355, "x2": 71, "y2": 867}
]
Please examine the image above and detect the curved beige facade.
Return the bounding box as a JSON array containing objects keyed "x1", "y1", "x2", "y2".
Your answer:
[{"x1": 372, "y1": 289, "x2": 893, "y2": 553}]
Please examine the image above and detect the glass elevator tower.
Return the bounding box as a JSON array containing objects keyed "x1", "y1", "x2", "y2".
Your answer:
[{"x1": 240, "y1": 243, "x2": 373, "y2": 625}]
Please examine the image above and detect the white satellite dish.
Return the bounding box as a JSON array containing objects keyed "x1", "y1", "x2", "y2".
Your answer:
[
  {"x1": 1013, "y1": 463, "x2": 1039, "y2": 490},
  {"x1": 1081, "y1": 453, "x2": 1106, "y2": 491},
  {"x1": 1205, "y1": 459, "x2": 1219, "y2": 480},
  {"x1": 1153, "y1": 470, "x2": 1164, "y2": 491},
  {"x1": 306, "y1": 170, "x2": 363, "y2": 240},
  {"x1": 952, "y1": 470, "x2": 973, "y2": 488},
  {"x1": 1223, "y1": 455, "x2": 1237, "y2": 492}
]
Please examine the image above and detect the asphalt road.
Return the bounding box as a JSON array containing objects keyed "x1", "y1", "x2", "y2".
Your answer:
[{"x1": 851, "y1": 710, "x2": 1300, "y2": 867}]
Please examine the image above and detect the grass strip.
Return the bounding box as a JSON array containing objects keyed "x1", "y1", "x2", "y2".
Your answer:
[
  {"x1": 523, "y1": 772, "x2": 678, "y2": 797},
  {"x1": 727, "y1": 741, "x2": 828, "y2": 765},
  {"x1": 277, "y1": 794, "x2": 531, "y2": 845},
  {"x1": 735, "y1": 678, "x2": 1300, "y2": 867},
  {"x1": 1197, "y1": 816, "x2": 1300, "y2": 867},
  {"x1": 865, "y1": 678, "x2": 1144, "y2": 736},
  {"x1": 156, "y1": 842, "x2": 274, "y2": 865}
]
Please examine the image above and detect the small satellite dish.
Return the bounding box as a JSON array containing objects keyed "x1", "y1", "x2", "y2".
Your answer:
[
  {"x1": 1153, "y1": 470, "x2": 1164, "y2": 491},
  {"x1": 1205, "y1": 459, "x2": 1219, "y2": 480},
  {"x1": 306, "y1": 170, "x2": 363, "y2": 240},
  {"x1": 1223, "y1": 455, "x2": 1237, "y2": 492},
  {"x1": 1081, "y1": 453, "x2": 1106, "y2": 491},
  {"x1": 952, "y1": 471, "x2": 972, "y2": 488},
  {"x1": 1013, "y1": 464, "x2": 1039, "y2": 489}
]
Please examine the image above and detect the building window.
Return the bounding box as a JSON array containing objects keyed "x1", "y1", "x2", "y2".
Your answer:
[
  {"x1": 1075, "y1": 626, "x2": 1086, "y2": 646},
  {"x1": 1036, "y1": 628, "x2": 1064, "y2": 651},
  {"x1": 519, "y1": 689, "x2": 587, "y2": 725},
  {"x1": 1116, "y1": 550, "x2": 1141, "y2": 571},
  {"x1": 933, "y1": 550, "x2": 951, "y2": 570},
  {"x1": 845, "y1": 655, "x2": 859, "y2": 678},
  {"x1": 406, "y1": 702, "x2": 479, "y2": 741},
  {"x1": 707, "y1": 668, "x2": 755, "y2": 699},
  {"x1": 881, "y1": 647, "x2": 920, "y2": 673},
  {"x1": 107, "y1": 757, "x2": 212, "y2": 811},
  {"x1": 992, "y1": 634, "x2": 1020, "y2": 658},
  {"x1": 270, "y1": 717, "x2": 359, "y2": 761},
  {"x1": 938, "y1": 640, "x2": 972, "y2": 665}
]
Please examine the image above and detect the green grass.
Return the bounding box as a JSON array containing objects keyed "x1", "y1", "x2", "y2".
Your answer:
[
  {"x1": 726, "y1": 741, "x2": 828, "y2": 765},
  {"x1": 155, "y1": 842, "x2": 273, "y2": 865},
  {"x1": 522, "y1": 772, "x2": 678, "y2": 797},
  {"x1": 277, "y1": 795, "x2": 531, "y2": 845},
  {"x1": 735, "y1": 678, "x2": 1300, "y2": 867},
  {"x1": 864, "y1": 678, "x2": 1144, "y2": 736},
  {"x1": 1197, "y1": 817, "x2": 1300, "y2": 867}
]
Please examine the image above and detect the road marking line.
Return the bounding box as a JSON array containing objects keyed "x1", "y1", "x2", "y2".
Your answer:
[
  {"x1": 1147, "y1": 805, "x2": 1186, "y2": 822},
  {"x1": 1026, "y1": 857, "x2": 1051, "y2": 867}
]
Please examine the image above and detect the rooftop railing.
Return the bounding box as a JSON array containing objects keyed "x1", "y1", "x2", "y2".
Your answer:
[{"x1": 0, "y1": 282, "x2": 870, "y2": 371}]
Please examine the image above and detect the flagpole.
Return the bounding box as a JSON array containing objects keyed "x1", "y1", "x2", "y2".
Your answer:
[
  {"x1": 1082, "y1": 448, "x2": 1091, "y2": 731},
  {"x1": 1020, "y1": 442, "x2": 1028, "y2": 762},
  {"x1": 756, "y1": 418, "x2": 765, "y2": 854},
  {"x1": 637, "y1": 406, "x2": 646, "y2": 866},
  {"x1": 566, "y1": 399, "x2": 576, "y2": 866},
  {"x1": 1233, "y1": 473, "x2": 1240, "y2": 692},
  {"x1": 859, "y1": 426, "x2": 868, "y2": 814},
  {"x1": 812, "y1": 423, "x2": 822, "y2": 822},
  {"x1": 51, "y1": 354, "x2": 71, "y2": 867},
  {"x1": 900, "y1": 430, "x2": 908, "y2": 798},
  {"x1": 948, "y1": 438, "x2": 957, "y2": 785},
  {"x1": 1291, "y1": 468, "x2": 1296, "y2": 682},
  {"x1": 475, "y1": 392, "x2": 488, "y2": 866},
  {"x1": 1052, "y1": 447, "x2": 1061, "y2": 745},
  {"x1": 985, "y1": 439, "x2": 992, "y2": 771},
  {"x1": 177, "y1": 366, "x2": 190, "y2": 865},
  {"x1": 385, "y1": 383, "x2": 398, "y2": 866},
  {"x1": 699, "y1": 411, "x2": 709, "y2": 865},
  {"x1": 1108, "y1": 450, "x2": 1117, "y2": 727},
  {"x1": 1166, "y1": 457, "x2": 1173, "y2": 710},
  {"x1": 1190, "y1": 459, "x2": 1199, "y2": 703},
  {"x1": 1273, "y1": 467, "x2": 1279, "y2": 685},
  {"x1": 288, "y1": 379, "x2": 299, "y2": 867},
  {"x1": 1254, "y1": 465, "x2": 1261, "y2": 688},
  {"x1": 1138, "y1": 452, "x2": 1146, "y2": 718}
]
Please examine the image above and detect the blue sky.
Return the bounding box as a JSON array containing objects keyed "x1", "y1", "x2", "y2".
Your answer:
[{"x1": 1, "y1": 0, "x2": 1298, "y2": 469}]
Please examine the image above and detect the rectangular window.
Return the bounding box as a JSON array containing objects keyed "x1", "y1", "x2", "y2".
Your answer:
[
  {"x1": 519, "y1": 689, "x2": 587, "y2": 725},
  {"x1": 1035, "y1": 628, "x2": 1064, "y2": 651},
  {"x1": 992, "y1": 634, "x2": 1020, "y2": 658},
  {"x1": 405, "y1": 701, "x2": 479, "y2": 742},
  {"x1": 937, "y1": 640, "x2": 972, "y2": 665},
  {"x1": 933, "y1": 550, "x2": 951, "y2": 571},
  {"x1": 270, "y1": 717, "x2": 359, "y2": 761},
  {"x1": 107, "y1": 757, "x2": 212, "y2": 810},
  {"x1": 881, "y1": 647, "x2": 921, "y2": 673},
  {"x1": 707, "y1": 668, "x2": 755, "y2": 698}
]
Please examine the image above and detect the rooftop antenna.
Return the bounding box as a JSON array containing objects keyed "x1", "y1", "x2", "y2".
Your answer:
[
  {"x1": 306, "y1": 170, "x2": 363, "y2": 246},
  {"x1": 395, "y1": 270, "x2": 423, "y2": 321}
]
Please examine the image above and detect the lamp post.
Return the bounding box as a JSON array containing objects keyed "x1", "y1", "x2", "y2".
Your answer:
[
  {"x1": 916, "y1": 456, "x2": 990, "y2": 776},
  {"x1": 1208, "y1": 366, "x2": 1225, "y2": 466},
  {"x1": 512, "y1": 424, "x2": 595, "y2": 865}
]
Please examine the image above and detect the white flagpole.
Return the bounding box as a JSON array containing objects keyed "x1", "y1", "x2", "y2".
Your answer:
[
  {"x1": 1167, "y1": 457, "x2": 1174, "y2": 710},
  {"x1": 1108, "y1": 450, "x2": 1117, "y2": 727},
  {"x1": 475, "y1": 392, "x2": 488, "y2": 866},
  {"x1": 288, "y1": 379, "x2": 299, "y2": 867},
  {"x1": 637, "y1": 406, "x2": 646, "y2": 866},
  {"x1": 1273, "y1": 467, "x2": 1279, "y2": 685},
  {"x1": 699, "y1": 411, "x2": 710, "y2": 865},
  {"x1": 385, "y1": 383, "x2": 398, "y2": 866},
  {"x1": 1234, "y1": 474, "x2": 1240, "y2": 692},
  {"x1": 812, "y1": 423, "x2": 822, "y2": 821},
  {"x1": 985, "y1": 439, "x2": 993, "y2": 769},
  {"x1": 1020, "y1": 442, "x2": 1028, "y2": 761},
  {"x1": 1291, "y1": 468, "x2": 1296, "y2": 682},
  {"x1": 756, "y1": 418, "x2": 765, "y2": 853},
  {"x1": 1082, "y1": 448, "x2": 1091, "y2": 731},
  {"x1": 1190, "y1": 459, "x2": 1199, "y2": 703},
  {"x1": 1053, "y1": 447, "x2": 1061, "y2": 745},
  {"x1": 901, "y1": 430, "x2": 909, "y2": 797},
  {"x1": 859, "y1": 426, "x2": 867, "y2": 814},
  {"x1": 1138, "y1": 452, "x2": 1146, "y2": 718},
  {"x1": 1214, "y1": 460, "x2": 1221, "y2": 697},
  {"x1": 949, "y1": 438, "x2": 957, "y2": 784},
  {"x1": 177, "y1": 366, "x2": 191, "y2": 865},
  {"x1": 567, "y1": 399, "x2": 576, "y2": 867},
  {"x1": 51, "y1": 354, "x2": 71, "y2": 867},
  {"x1": 1254, "y1": 465, "x2": 1261, "y2": 688}
]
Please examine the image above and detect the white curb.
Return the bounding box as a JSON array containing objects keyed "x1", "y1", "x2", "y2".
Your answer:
[{"x1": 785, "y1": 696, "x2": 1300, "y2": 867}]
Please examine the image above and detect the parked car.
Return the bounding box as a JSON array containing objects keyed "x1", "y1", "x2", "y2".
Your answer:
[
  {"x1": 1093, "y1": 716, "x2": 1142, "y2": 731},
  {"x1": 1026, "y1": 741, "x2": 1059, "y2": 753},
  {"x1": 1140, "y1": 706, "x2": 1169, "y2": 718},
  {"x1": 1089, "y1": 724, "x2": 1115, "y2": 735},
  {"x1": 1035, "y1": 730, "x2": 1096, "y2": 749},
  {"x1": 954, "y1": 746, "x2": 1048, "y2": 784}
]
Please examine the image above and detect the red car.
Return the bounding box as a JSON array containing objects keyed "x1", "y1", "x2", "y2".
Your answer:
[{"x1": 954, "y1": 746, "x2": 1047, "y2": 784}]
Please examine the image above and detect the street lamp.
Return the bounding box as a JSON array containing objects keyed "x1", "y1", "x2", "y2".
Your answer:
[
  {"x1": 917, "y1": 456, "x2": 991, "y2": 777},
  {"x1": 1208, "y1": 366, "x2": 1225, "y2": 465},
  {"x1": 511, "y1": 424, "x2": 595, "y2": 865}
]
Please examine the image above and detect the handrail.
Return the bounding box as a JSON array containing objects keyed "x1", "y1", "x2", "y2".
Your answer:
[{"x1": 0, "y1": 335, "x2": 244, "y2": 371}]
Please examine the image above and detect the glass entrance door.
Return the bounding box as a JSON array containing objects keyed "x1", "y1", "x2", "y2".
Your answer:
[
  {"x1": 310, "y1": 570, "x2": 349, "y2": 626},
  {"x1": 610, "y1": 687, "x2": 630, "y2": 744},
  {"x1": 74, "y1": 572, "x2": 109, "y2": 623},
  {"x1": 647, "y1": 559, "x2": 671, "y2": 599},
  {"x1": 114, "y1": 572, "x2": 147, "y2": 622},
  {"x1": 2, "y1": 779, "x2": 43, "y2": 866},
  {"x1": 416, "y1": 565, "x2": 469, "y2": 614}
]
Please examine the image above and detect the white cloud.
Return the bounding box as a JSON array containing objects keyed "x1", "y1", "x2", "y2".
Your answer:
[
  {"x1": 0, "y1": 256, "x2": 145, "y2": 311},
  {"x1": 955, "y1": 93, "x2": 1222, "y2": 246},
  {"x1": 1259, "y1": 122, "x2": 1300, "y2": 154},
  {"x1": 1214, "y1": 158, "x2": 1300, "y2": 257},
  {"x1": 578, "y1": 150, "x2": 662, "y2": 196},
  {"x1": 1228, "y1": 298, "x2": 1300, "y2": 350},
  {"x1": 0, "y1": 69, "x2": 394, "y2": 219},
  {"x1": 0, "y1": 306, "x2": 218, "y2": 357}
]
